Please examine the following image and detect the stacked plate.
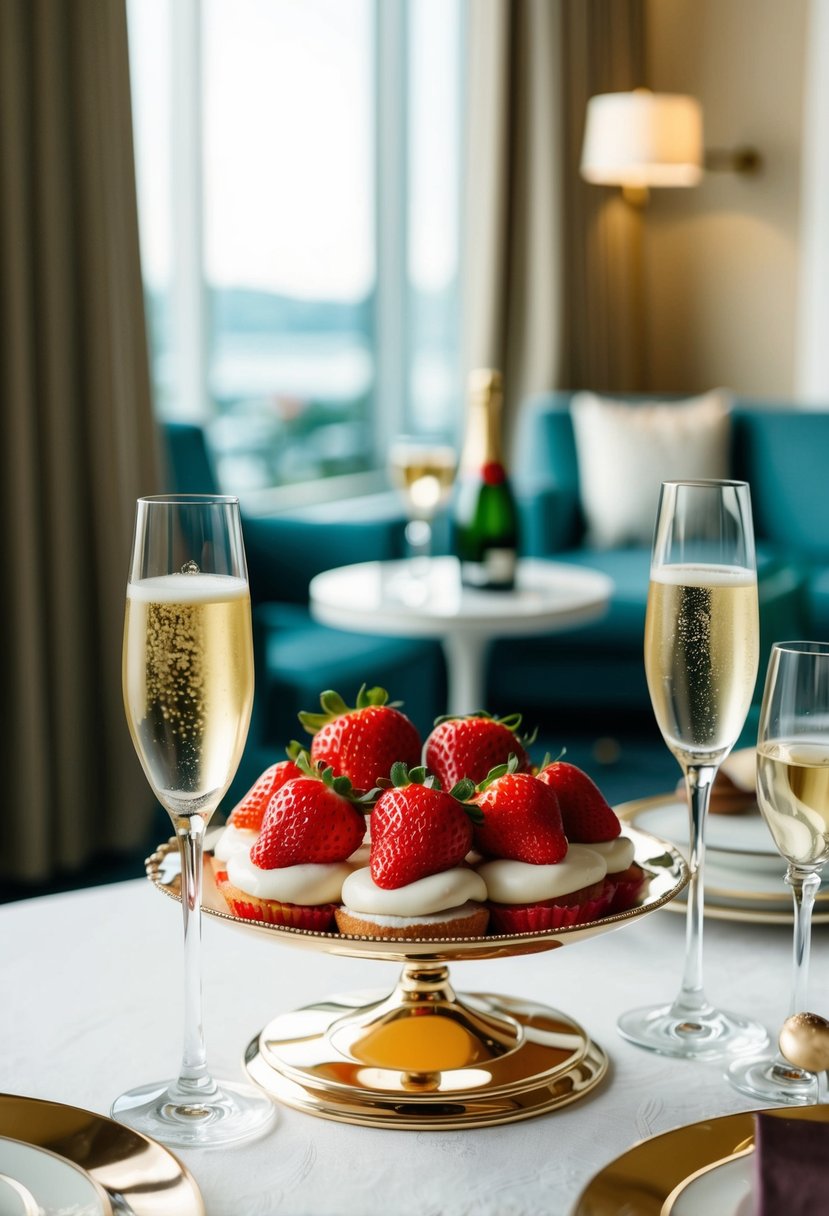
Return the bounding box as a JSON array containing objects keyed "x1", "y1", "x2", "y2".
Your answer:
[
  {"x1": 617, "y1": 749, "x2": 829, "y2": 925},
  {"x1": 0, "y1": 1096, "x2": 204, "y2": 1216}
]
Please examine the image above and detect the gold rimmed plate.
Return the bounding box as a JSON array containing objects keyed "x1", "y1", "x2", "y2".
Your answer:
[
  {"x1": 148, "y1": 826, "x2": 688, "y2": 1129},
  {"x1": 0, "y1": 1095, "x2": 204, "y2": 1216},
  {"x1": 571, "y1": 1105, "x2": 829, "y2": 1215},
  {"x1": 618, "y1": 796, "x2": 829, "y2": 925}
]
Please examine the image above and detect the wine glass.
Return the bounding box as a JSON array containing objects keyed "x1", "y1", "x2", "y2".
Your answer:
[
  {"x1": 727, "y1": 641, "x2": 829, "y2": 1103},
  {"x1": 617, "y1": 480, "x2": 769, "y2": 1059},
  {"x1": 112, "y1": 494, "x2": 276, "y2": 1146},
  {"x1": 389, "y1": 435, "x2": 456, "y2": 563}
]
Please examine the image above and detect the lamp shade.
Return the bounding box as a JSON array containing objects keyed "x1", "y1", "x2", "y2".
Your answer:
[{"x1": 580, "y1": 90, "x2": 703, "y2": 188}]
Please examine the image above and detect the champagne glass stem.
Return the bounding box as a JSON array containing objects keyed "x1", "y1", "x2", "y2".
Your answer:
[
  {"x1": 170, "y1": 815, "x2": 216, "y2": 1103},
  {"x1": 674, "y1": 763, "x2": 716, "y2": 1019},
  {"x1": 787, "y1": 866, "x2": 821, "y2": 1016}
]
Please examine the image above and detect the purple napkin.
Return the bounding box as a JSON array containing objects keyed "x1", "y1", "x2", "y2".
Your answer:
[{"x1": 754, "y1": 1111, "x2": 829, "y2": 1214}]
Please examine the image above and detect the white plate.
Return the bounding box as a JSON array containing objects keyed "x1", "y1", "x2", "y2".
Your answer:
[
  {"x1": 663, "y1": 1153, "x2": 754, "y2": 1215},
  {"x1": 631, "y1": 801, "x2": 780, "y2": 874},
  {"x1": 617, "y1": 794, "x2": 829, "y2": 924},
  {"x1": 0, "y1": 1138, "x2": 110, "y2": 1216}
]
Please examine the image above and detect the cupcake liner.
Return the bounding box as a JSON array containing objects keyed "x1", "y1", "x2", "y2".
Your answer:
[
  {"x1": 607, "y1": 864, "x2": 649, "y2": 913},
  {"x1": 487, "y1": 891, "x2": 612, "y2": 934},
  {"x1": 216, "y1": 877, "x2": 336, "y2": 930}
]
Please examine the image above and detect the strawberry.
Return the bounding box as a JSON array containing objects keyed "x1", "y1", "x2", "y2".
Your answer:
[
  {"x1": 536, "y1": 760, "x2": 620, "y2": 843},
  {"x1": 227, "y1": 759, "x2": 303, "y2": 832},
  {"x1": 299, "y1": 686, "x2": 421, "y2": 792},
  {"x1": 424, "y1": 713, "x2": 534, "y2": 789},
  {"x1": 472, "y1": 759, "x2": 567, "y2": 864},
  {"x1": 250, "y1": 759, "x2": 367, "y2": 869},
  {"x1": 369, "y1": 763, "x2": 480, "y2": 889}
]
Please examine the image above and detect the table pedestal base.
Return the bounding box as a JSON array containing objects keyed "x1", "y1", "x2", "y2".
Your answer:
[{"x1": 244, "y1": 962, "x2": 607, "y2": 1129}]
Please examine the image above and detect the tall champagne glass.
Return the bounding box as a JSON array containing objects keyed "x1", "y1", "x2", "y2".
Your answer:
[
  {"x1": 112, "y1": 495, "x2": 276, "y2": 1146},
  {"x1": 389, "y1": 435, "x2": 456, "y2": 562},
  {"x1": 617, "y1": 480, "x2": 769, "y2": 1059},
  {"x1": 728, "y1": 641, "x2": 829, "y2": 1102}
]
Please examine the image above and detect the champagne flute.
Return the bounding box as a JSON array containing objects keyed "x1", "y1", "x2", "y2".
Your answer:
[
  {"x1": 112, "y1": 495, "x2": 276, "y2": 1146},
  {"x1": 389, "y1": 435, "x2": 456, "y2": 563},
  {"x1": 617, "y1": 480, "x2": 769, "y2": 1059},
  {"x1": 728, "y1": 641, "x2": 829, "y2": 1103}
]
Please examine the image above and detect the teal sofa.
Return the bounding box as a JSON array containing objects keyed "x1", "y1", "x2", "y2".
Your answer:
[
  {"x1": 487, "y1": 393, "x2": 821, "y2": 734},
  {"x1": 163, "y1": 423, "x2": 446, "y2": 800}
]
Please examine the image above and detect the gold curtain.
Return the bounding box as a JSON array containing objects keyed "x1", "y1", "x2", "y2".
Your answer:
[
  {"x1": 462, "y1": 0, "x2": 647, "y2": 436},
  {"x1": 0, "y1": 0, "x2": 161, "y2": 882}
]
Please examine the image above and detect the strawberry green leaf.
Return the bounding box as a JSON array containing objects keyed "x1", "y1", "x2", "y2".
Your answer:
[
  {"x1": 449, "y1": 778, "x2": 475, "y2": 802},
  {"x1": 390, "y1": 760, "x2": 411, "y2": 787}
]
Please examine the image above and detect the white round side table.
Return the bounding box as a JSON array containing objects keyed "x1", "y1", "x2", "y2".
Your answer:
[{"x1": 309, "y1": 556, "x2": 613, "y2": 716}]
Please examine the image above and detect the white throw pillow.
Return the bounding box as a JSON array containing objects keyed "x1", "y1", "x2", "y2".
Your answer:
[{"x1": 570, "y1": 390, "x2": 732, "y2": 548}]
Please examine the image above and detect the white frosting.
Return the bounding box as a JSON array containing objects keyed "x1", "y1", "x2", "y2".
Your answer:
[
  {"x1": 477, "y1": 844, "x2": 607, "y2": 904},
  {"x1": 213, "y1": 823, "x2": 257, "y2": 863},
  {"x1": 227, "y1": 851, "x2": 351, "y2": 905},
  {"x1": 340, "y1": 901, "x2": 484, "y2": 928},
  {"x1": 584, "y1": 835, "x2": 635, "y2": 874},
  {"x1": 340, "y1": 866, "x2": 487, "y2": 917}
]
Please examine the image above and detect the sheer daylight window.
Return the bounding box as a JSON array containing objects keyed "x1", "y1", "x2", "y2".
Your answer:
[{"x1": 127, "y1": 0, "x2": 463, "y2": 500}]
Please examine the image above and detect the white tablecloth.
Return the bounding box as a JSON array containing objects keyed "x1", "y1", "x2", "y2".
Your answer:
[{"x1": 2, "y1": 877, "x2": 826, "y2": 1216}]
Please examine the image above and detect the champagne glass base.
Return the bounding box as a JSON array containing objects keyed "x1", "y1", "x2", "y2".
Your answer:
[
  {"x1": 727, "y1": 1054, "x2": 819, "y2": 1106},
  {"x1": 617, "y1": 1001, "x2": 769, "y2": 1062},
  {"x1": 111, "y1": 1077, "x2": 277, "y2": 1148}
]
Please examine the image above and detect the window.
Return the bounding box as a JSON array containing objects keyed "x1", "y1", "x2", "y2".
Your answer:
[{"x1": 127, "y1": 0, "x2": 463, "y2": 500}]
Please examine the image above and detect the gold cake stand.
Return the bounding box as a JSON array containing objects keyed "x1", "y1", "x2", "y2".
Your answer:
[{"x1": 147, "y1": 826, "x2": 687, "y2": 1130}]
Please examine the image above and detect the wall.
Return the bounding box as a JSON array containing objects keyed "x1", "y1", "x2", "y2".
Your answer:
[{"x1": 644, "y1": 0, "x2": 809, "y2": 398}]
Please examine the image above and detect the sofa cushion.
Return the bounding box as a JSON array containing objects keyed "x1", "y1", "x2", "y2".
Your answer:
[
  {"x1": 570, "y1": 390, "x2": 732, "y2": 548},
  {"x1": 806, "y1": 568, "x2": 829, "y2": 638}
]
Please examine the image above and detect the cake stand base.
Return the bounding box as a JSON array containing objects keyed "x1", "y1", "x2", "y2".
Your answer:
[{"x1": 244, "y1": 962, "x2": 608, "y2": 1129}]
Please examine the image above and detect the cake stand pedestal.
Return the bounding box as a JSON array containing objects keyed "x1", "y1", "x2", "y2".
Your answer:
[{"x1": 147, "y1": 825, "x2": 687, "y2": 1130}]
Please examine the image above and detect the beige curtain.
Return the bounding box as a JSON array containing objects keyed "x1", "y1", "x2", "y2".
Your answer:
[
  {"x1": 463, "y1": 0, "x2": 647, "y2": 437},
  {"x1": 0, "y1": 0, "x2": 161, "y2": 882}
]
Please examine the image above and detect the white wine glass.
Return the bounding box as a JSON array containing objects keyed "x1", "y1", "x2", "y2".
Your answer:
[
  {"x1": 389, "y1": 435, "x2": 456, "y2": 564},
  {"x1": 728, "y1": 641, "x2": 829, "y2": 1103},
  {"x1": 617, "y1": 480, "x2": 769, "y2": 1059},
  {"x1": 113, "y1": 494, "x2": 276, "y2": 1146}
]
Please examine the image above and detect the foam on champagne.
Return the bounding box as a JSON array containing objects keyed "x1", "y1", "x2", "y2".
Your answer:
[{"x1": 127, "y1": 572, "x2": 249, "y2": 603}]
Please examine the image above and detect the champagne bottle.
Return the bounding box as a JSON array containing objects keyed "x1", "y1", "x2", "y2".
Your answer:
[{"x1": 453, "y1": 368, "x2": 519, "y2": 591}]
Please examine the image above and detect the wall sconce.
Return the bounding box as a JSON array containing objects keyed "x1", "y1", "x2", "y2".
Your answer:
[{"x1": 580, "y1": 89, "x2": 761, "y2": 205}]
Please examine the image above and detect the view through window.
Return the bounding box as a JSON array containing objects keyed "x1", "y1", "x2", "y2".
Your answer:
[{"x1": 127, "y1": 0, "x2": 463, "y2": 497}]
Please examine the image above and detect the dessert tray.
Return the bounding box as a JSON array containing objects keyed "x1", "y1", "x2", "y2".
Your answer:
[
  {"x1": 148, "y1": 824, "x2": 688, "y2": 1130},
  {"x1": 572, "y1": 1104, "x2": 829, "y2": 1215},
  {"x1": 0, "y1": 1095, "x2": 204, "y2": 1215}
]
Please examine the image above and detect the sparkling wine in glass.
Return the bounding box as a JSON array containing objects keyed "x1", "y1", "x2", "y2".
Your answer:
[
  {"x1": 112, "y1": 495, "x2": 276, "y2": 1146},
  {"x1": 728, "y1": 641, "x2": 829, "y2": 1103},
  {"x1": 617, "y1": 480, "x2": 769, "y2": 1059},
  {"x1": 389, "y1": 436, "x2": 456, "y2": 562}
]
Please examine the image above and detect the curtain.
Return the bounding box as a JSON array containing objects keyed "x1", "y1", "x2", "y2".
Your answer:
[
  {"x1": 0, "y1": 0, "x2": 161, "y2": 882},
  {"x1": 462, "y1": 0, "x2": 647, "y2": 438}
]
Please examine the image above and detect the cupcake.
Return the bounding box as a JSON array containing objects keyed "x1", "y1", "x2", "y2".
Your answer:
[
  {"x1": 477, "y1": 845, "x2": 610, "y2": 933},
  {"x1": 217, "y1": 763, "x2": 366, "y2": 930},
  {"x1": 470, "y1": 760, "x2": 614, "y2": 930},
  {"x1": 536, "y1": 759, "x2": 649, "y2": 914},
  {"x1": 335, "y1": 764, "x2": 488, "y2": 939},
  {"x1": 211, "y1": 758, "x2": 303, "y2": 877}
]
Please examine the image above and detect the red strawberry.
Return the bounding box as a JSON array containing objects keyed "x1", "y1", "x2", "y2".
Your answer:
[
  {"x1": 250, "y1": 763, "x2": 366, "y2": 869},
  {"x1": 299, "y1": 686, "x2": 421, "y2": 792},
  {"x1": 472, "y1": 761, "x2": 567, "y2": 864},
  {"x1": 227, "y1": 759, "x2": 303, "y2": 832},
  {"x1": 369, "y1": 763, "x2": 480, "y2": 889},
  {"x1": 424, "y1": 713, "x2": 533, "y2": 789},
  {"x1": 536, "y1": 760, "x2": 620, "y2": 843}
]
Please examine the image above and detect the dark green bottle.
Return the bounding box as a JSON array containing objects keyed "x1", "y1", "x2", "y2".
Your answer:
[{"x1": 453, "y1": 369, "x2": 518, "y2": 590}]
